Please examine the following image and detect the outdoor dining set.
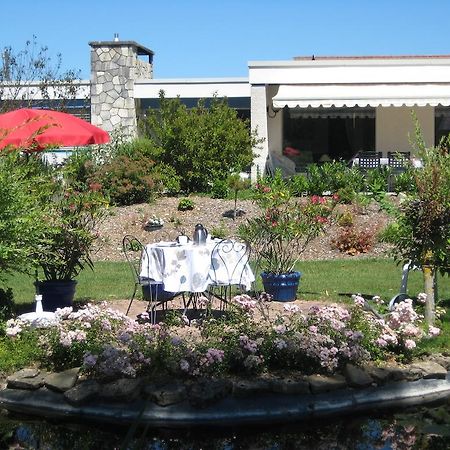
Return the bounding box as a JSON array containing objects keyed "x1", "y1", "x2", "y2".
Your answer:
[{"x1": 122, "y1": 225, "x2": 255, "y2": 323}]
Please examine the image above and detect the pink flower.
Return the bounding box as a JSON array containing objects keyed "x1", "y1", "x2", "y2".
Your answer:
[
  {"x1": 205, "y1": 348, "x2": 225, "y2": 364},
  {"x1": 180, "y1": 359, "x2": 190, "y2": 372},
  {"x1": 83, "y1": 353, "x2": 98, "y2": 367},
  {"x1": 273, "y1": 324, "x2": 287, "y2": 334},
  {"x1": 352, "y1": 294, "x2": 365, "y2": 308},
  {"x1": 375, "y1": 337, "x2": 388, "y2": 347},
  {"x1": 404, "y1": 339, "x2": 416, "y2": 350},
  {"x1": 428, "y1": 326, "x2": 441, "y2": 337},
  {"x1": 417, "y1": 292, "x2": 427, "y2": 304},
  {"x1": 284, "y1": 303, "x2": 300, "y2": 313},
  {"x1": 239, "y1": 335, "x2": 259, "y2": 353}
]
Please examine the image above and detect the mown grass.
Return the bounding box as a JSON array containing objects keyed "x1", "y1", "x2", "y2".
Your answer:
[
  {"x1": 7, "y1": 258, "x2": 449, "y2": 309},
  {"x1": 6, "y1": 261, "x2": 132, "y2": 311},
  {"x1": 294, "y1": 258, "x2": 449, "y2": 304}
]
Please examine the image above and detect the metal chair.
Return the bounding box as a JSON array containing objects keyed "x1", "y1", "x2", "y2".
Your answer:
[
  {"x1": 356, "y1": 151, "x2": 382, "y2": 171},
  {"x1": 208, "y1": 239, "x2": 252, "y2": 308},
  {"x1": 122, "y1": 235, "x2": 172, "y2": 322}
]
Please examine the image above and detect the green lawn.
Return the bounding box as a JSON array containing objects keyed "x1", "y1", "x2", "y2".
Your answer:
[{"x1": 7, "y1": 258, "x2": 449, "y2": 311}]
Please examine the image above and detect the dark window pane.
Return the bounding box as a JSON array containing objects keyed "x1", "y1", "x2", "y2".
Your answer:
[{"x1": 283, "y1": 107, "x2": 375, "y2": 168}]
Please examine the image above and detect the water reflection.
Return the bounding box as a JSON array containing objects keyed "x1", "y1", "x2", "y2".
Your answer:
[{"x1": 1, "y1": 408, "x2": 450, "y2": 449}]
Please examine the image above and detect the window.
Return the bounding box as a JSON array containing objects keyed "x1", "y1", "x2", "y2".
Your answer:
[{"x1": 283, "y1": 107, "x2": 375, "y2": 169}]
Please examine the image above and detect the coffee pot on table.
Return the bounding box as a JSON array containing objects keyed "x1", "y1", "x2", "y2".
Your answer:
[{"x1": 193, "y1": 223, "x2": 208, "y2": 245}]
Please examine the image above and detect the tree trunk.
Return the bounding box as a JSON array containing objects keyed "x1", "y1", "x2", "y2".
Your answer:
[{"x1": 423, "y1": 264, "x2": 436, "y2": 326}]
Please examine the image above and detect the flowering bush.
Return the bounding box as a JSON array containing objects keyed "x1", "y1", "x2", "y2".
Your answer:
[
  {"x1": 351, "y1": 292, "x2": 444, "y2": 355},
  {"x1": 239, "y1": 171, "x2": 337, "y2": 274},
  {"x1": 4, "y1": 291, "x2": 442, "y2": 380}
]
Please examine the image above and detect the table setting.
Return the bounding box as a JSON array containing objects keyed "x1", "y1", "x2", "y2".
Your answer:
[{"x1": 139, "y1": 224, "x2": 254, "y2": 296}]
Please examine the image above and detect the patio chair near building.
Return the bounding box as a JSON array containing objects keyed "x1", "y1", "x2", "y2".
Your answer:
[
  {"x1": 265, "y1": 152, "x2": 297, "y2": 178},
  {"x1": 356, "y1": 151, "x2": 382, "y2": 172}
]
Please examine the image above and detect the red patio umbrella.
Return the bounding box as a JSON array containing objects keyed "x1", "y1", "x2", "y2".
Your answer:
[{"x1": 0, "y1": 108, "x2": 110, "y2": 151}]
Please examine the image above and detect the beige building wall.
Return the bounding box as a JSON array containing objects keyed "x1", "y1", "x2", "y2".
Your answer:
[
  {"x1": 250, "y1": 85, "x2": 269, "y2": 180},
  {"x1": 375, "y1": 106, "x2": 434, "y2": 155},
  {"x1": 267, "y1": 85, "x2": 283, "y2": 154}
]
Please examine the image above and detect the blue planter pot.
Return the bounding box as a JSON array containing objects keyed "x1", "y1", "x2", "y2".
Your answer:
[
  {"x1": 35, "y1": 280, "x2": 77, "y2": 312},
  {"x1": 142, "y1": 284, "x2": 178, "y2": 302},
  {"x1": 261, "y1": 271, "x2": 302, "y2": 302}
]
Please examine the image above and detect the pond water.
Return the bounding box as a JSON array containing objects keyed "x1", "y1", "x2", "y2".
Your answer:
[{"x1": 2, "y1": 406, "x2": 450, "y2": 450}]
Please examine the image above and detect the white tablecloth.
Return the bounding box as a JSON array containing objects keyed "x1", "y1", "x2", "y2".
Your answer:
[{"x1": 140, "y1": 240, "x2": 255, "y2": 293}]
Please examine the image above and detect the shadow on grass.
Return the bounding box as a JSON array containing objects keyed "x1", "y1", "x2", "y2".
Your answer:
[{"x1": 14, "y1": 302, "x2": 34, "y2": 315}]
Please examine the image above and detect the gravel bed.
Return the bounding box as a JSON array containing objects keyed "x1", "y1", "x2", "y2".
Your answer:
[{"x1": 92, "y1": 196, "x2": 393, "y2": 262}]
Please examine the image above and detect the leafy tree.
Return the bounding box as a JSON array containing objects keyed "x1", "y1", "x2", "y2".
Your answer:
[
  {"x1": 0, "y1": 35, "x2": 83, "y2": 113},
  {"x1": 139, "y1": 92, "x2": 262, "y2": 192},
  {"x1": 387, "y1": 121, "x2": 450, "y2": 325}
]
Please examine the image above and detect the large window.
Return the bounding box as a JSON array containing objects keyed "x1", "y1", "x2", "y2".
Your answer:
[{"x1": 283, "y1": 107, "x2": 375, "y2": 168}]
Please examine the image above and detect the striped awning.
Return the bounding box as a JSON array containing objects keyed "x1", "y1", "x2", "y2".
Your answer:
[{"x1": 272, "y1": 84, "x2": 450, "y2": 108}]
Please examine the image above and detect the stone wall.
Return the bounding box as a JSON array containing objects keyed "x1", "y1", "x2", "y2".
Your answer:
[{"x1": 89, "y1": 40, "x2": 154, "y2": 138}]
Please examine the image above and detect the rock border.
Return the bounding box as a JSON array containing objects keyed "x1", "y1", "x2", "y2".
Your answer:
[{"x1": 1, "y1": 357, "x2": 450, "y2": 427}]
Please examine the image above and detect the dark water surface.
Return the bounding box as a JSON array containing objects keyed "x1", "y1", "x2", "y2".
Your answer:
[{"x1": 1, "y1": 406, "x2": 450, "y2": 449}]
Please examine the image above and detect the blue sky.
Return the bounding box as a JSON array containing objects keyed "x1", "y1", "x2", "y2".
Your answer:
[{"x1": 3, "y1": 0, "x2": 450, "y2": 80}]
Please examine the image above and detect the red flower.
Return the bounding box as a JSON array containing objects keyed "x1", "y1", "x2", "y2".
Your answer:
[{"x1": 89, "y1": 182, "x2": 102, "y2": 192}]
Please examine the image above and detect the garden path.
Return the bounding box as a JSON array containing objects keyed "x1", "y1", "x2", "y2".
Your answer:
[{"x1": 106, "y1": 296, "x2": 334, "y2": 322}]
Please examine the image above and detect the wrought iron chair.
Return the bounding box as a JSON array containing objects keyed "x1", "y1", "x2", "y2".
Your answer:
[
  {"x1": 122, "y1": 235, "x2": 174, "y2": 322},
  {"x1": 208, "y1": 239, "x2": 252, "y2": 309}
]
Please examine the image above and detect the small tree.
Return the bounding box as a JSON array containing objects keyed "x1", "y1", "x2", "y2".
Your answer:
[
  {"x1": 139, "y1": 92, "x2": 262, "y2": 192},
  {"x1": 0, "y1": 151, "x2": 51, "y2": 282},
  {"x1": 227, "y1": 172, "x2": 251, "y2": 220},
  {"x1": 388, "y1": 122, "x2": 450, "y2": 325},
  {"x1": 0, "y1": 35, "x2": 83, "y2": 113}
]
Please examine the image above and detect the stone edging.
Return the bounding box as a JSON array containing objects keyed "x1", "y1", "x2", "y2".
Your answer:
[{"x1": 1, "y1": 357, "x2": 450, "y2": 427}]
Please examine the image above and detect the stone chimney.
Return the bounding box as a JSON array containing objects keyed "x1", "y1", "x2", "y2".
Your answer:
[{"x1": 89, "y1": 37, "x2": 154, "y2": 137}]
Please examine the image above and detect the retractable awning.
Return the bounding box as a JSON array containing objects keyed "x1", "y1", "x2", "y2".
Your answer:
[{"x1": 272, "y1": 84, "x2": 450, "y2": 108}]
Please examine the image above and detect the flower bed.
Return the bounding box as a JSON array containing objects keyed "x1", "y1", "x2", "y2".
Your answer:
[{"x1": 4, "y1": 292, "x2": 442, "y2": 381}]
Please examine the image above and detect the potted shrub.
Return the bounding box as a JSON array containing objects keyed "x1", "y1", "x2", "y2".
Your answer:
[
  {"x1": 239, "y1": 171, "x2": 335, "y2": 301},
  {"x1": 32, "y1": 186, "x2": 107, "y2": 311}
]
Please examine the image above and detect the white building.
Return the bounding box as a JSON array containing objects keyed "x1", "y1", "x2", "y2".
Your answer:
[
  {"x1": 127, "y1": 46, "x2": 450, "y2": 179},
  {"x1": 7, "y1": 39, "x2": 450, "y2": 179}
]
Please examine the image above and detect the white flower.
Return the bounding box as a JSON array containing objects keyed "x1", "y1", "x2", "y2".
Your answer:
[{"x1": 148, "y1": 215, "x2": 164, "y2": 226}]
